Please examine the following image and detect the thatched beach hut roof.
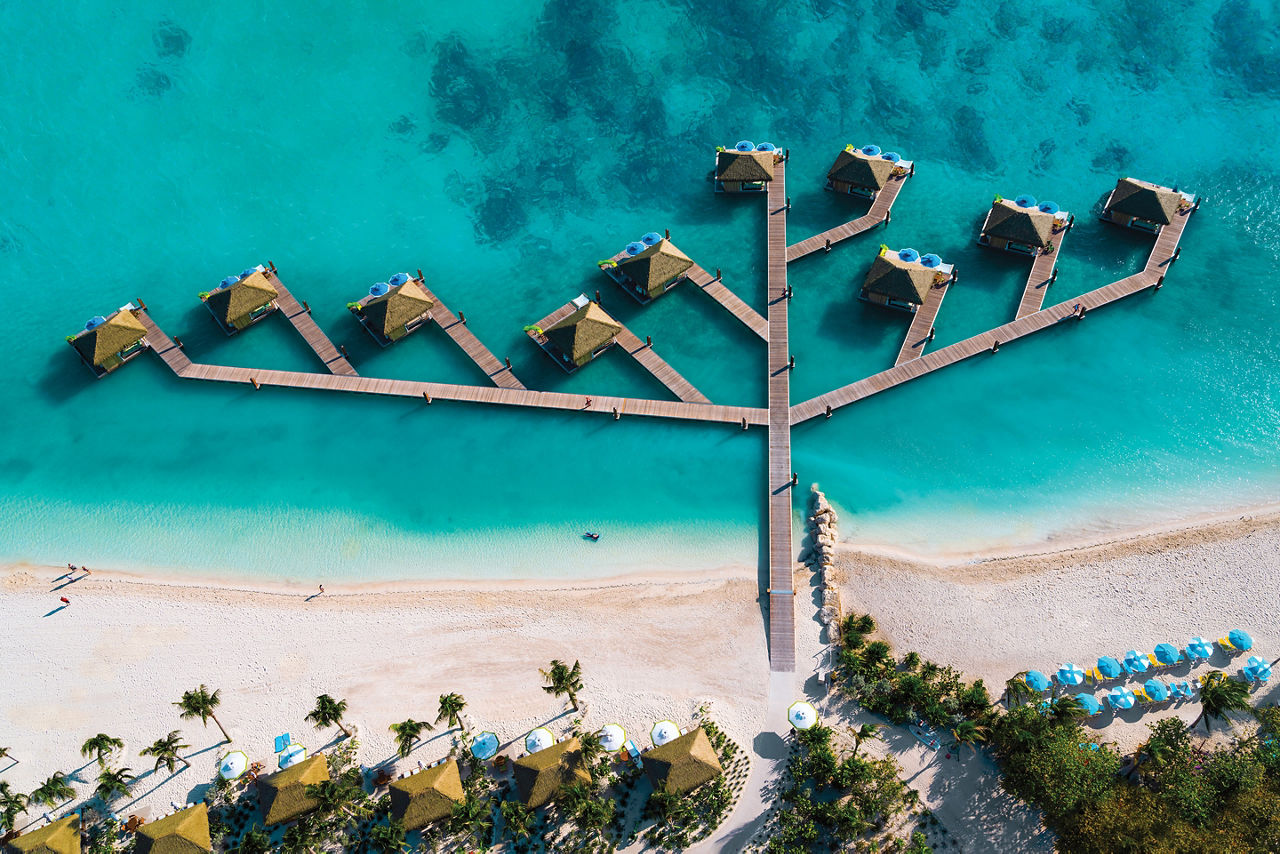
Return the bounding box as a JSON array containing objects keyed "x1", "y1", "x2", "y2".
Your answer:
[
  {"x1": 203, "y1": 272, "x2": 278, "y2": 326},
  {"x1": 362, "y1": 279, "x2": 435, "y2": 338},
  {"x1": 1107, "y1": 178, "x2": 1181, "y2": 225},
  {"x1": 389, "y1": 761, "x2": 465, "y2": 830},
  {"x1": 827, "y1": 149, "x2": 894, "y2": 190},
  {"x1": 71, "y1": 310, "x2": 147, "y2": 367},
  {"x1": 616, "y1": 240, "x2": 694, "y2": 298},
  {"x1": 543, "y1": 303, "x2": 622, "y2": 367},
  {"x1": 134, "y1": 804, "x2": 211, "y2": 854},
  {"x1": 715, "y1": 150, "x2": 775, "y2": 183},
  {"x1": 862, "y1": 253, "x2": 934, "y2": 305},
  {"x1": 644, "y1": 727, "x2": 724, "y2": 795},
  {"x1": 513, "y1": 736, "x2": 591, "y2": 809},
  {"x1": 258, "y1": 753, "x2": 330, "y2": 826},
  {"x1": 983, "y1": 200, "x2": 1055, "y2": 248},
  {"x1": 4, "y1": 814, "x2": 79, "y2": 854}
]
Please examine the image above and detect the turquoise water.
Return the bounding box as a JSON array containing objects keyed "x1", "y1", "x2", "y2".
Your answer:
[{"x1": 2, "y1": 1, "x2": 1278, "y2": 580}]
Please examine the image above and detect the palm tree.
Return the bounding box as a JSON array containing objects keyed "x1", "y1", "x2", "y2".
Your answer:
[
  {"x1": 388, "y1": 719, "x2": 431, "y2": 759},
  {"x1": 1192, "y1": 671, "x2": 1252, "y2": 733},
  {"x1": 1047, "y1": 696, "x2": 1088, "y2": 725},
  {"x1": 280, "y1": 819, "x2": 319, "y2": 854},
  {"x1": 306, "y1": 694, "x2": 352, "y2": 739},
  {"x1": 140, "y1": 731, "x2": 191, "y2": 773},
  {"x1": 574, "y1": 795, "x2": 615, "y2": 838},
  {"x1": 541, "y1": 659, "x2": 585, "y2": 711},
  {"x1": 949, "y1": 720, "x2": 990, "y2": 755},
  {"x1": 80, "y1": 734, "x2": 125, "y2": 767},
  {"x1": 1003, "y1": 672, "x2": 1035, "y2": 708},
  {"x1": 367, "y1": 819, "x2": 407, "y2": 853},
  {"x1": 0, "y1": 782, "x2": 27, "y2": 834},
  {"x1": 578, "y1": 731, "x2": 606, "y2": 768},
  {"x1": 175, "y1": 685, "x2": 231, "y2": 743},
  {"x1": 500, "y1": 799, "x2": 535, "y2": 842},
  {"x1": 94, "y1": 767, "x2": 134, "y2": 803},
  {"x1": 305, "y1": 779, "x2": 370, "y2": 825},
  {"x1": 436, "y1": 693, "x2": 467, "y2": 731},
  {"x1": 850, "y1": 723, "x2": 882, "y2": 758},
  {"x1": 448, "y1": 793, "x2": 494, "y2": 846},
  {"x1": 0, "y1": 747, "x2": 14, "y2": 767},
  {"x1": 29, "y1": 773, "x2": 75, "y2": 809},
  {"x1": 1127, "y1": 736, "x2": 1173, "y2": 781},
  {"x1": 233, "y1": 827, "x2": 271, "y2": 854}
]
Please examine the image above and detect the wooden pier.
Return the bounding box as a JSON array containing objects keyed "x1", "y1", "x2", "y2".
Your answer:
[
  {"x1": 894, "y1": 280, "x2": 951, "y2": 366},
  {"x1": 785, "y1": 175, "x2": 908, "y2": 262},
  {"x1": 1014, "y1": 221, "x2": 1069, "y2": 320},
  {"x1": 268, "y1": 272, "x2": 358, "y2": 377},
  {"x1": 614, "y1": 327, "x2": 710, "y2": 404},
  {"x1": 417, "y1": 282, "x2": 525, "y2": 390},
  {"x1": 686, "y1": 264, "x2": 769, "y2": 340}
]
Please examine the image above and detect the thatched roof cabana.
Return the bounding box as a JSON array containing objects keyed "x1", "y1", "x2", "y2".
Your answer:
[
  {"x1": 643, "y1": 727, "x2": 724, "y2": 795},
  {"x1": 4, "y1": 814, "x2": 79, "y2": 854},
  {"x1": 715, "y1": 151, "x2": 775, "y2": 183},
  {"x1": 362, "y1": 279, "x2": 435, "y2": 341},
  {"x1": 70, "y1": 309, "x2": 147, "y2": 368},
  {"x1": 134, "y1": 804, "x2": 211, "y2": 854},
  {"x1": 862, "y1": 253, "x2": 934, "y2": 305},
  {"x1": 259, "y1": 753, "x2": 330, "y2": 826},
  {"x1": 615, "y1": 240, "x2": 694, "y2": 299},
  {"x1": 827, "y1": 149, "x2": 894, "y2": 191},
  {"x1": 982, "y1": 200, "x2": 1055, "y2": 249},
  {"x1": 389, "y1": 761, "x2": 465, "y2": 830},
  {"x1": 1106, "y1": 178, "x2": 1182, "y2": 225},
  {"x1": 543, "y1": 303, "x2": 622, "y2": 367},
  {"x1": 203, "y1": 272, "x2": 278, "y2": 330},
  {"x1": 513, "y1": 736, "x2": 591, "y2": 809}
]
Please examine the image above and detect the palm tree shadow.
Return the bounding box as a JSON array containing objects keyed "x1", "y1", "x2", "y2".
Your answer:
[
  {"x1": 121, "y1": 767, "x2": 185, "y2": 810},
  {"x1": 43, "y1": 606, "x2": 69, "y2": 617}
]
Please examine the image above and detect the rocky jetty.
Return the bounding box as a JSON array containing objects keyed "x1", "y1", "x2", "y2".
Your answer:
[{"x1": 800, "y1": 485, "x2": 842, "y2": 628}]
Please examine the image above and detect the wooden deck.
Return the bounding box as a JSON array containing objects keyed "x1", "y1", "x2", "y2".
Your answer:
[
  {"x1": 1014, "y1": 222, "x2": 1069, "y2": 320},
  {"x1": 894, "y1": 280, "x2": 951, "y2": 366},
  {"x1": 765, "y1": 162, "x2": 796, "y2": 673},
  {"x1": 614, "y1": 327, "x2": 710, "y2": 404},
  {"x1": 686, "y1": 264, "x2": 769, "y2": 340},
  {"x1": 785, "y1": 175, "x2": 908, "y2": 262},
  {"x1": 267, "y1": 272, "x2": 358, "y2": 377},
  {"x1": 792, "y1": 207, "x2": 1193, "y2": 424},
  {"x1": 418, "y1": 283, "x2": 525, "y2": 390}
]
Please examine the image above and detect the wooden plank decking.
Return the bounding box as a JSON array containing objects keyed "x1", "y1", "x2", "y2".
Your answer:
[
  {"x1": 418, "y1": 283, "x2": 525, "y2": 390},
  {"x1": 894, "y1": 280, "x2": 951, "y2": 366},
  {"x1": 686, "y1": 264, "x2": 769, "y2": 340},
  {"x1": 785, "y1": 175, "x2": 908, "y2": 262},
  {"x1": 766, "y1": 162, "x2": 796, "y2": 673},
  {"x1": 615, "y1": 327, "x2": 710, "y2": 404},
  {"x1": 1014, "y1": 221, "x2": 1069, "y2": 320},
  {"x1": 267, "y1": 272, "x2": 358, "y2": 377}
]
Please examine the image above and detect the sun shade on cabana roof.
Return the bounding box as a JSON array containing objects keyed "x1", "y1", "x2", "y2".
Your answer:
[
  {"x1": 615, "y1": 240, "x2": 694, "y2": 296},
  {"x1": 5, "y1": 814, "x2": 80, "y2": 854},
  {"x1": 389, "y1": 761, "x2": 465, "y2": 830},
  {"x1": 134, "y1": 803, "x2": 212, "y2": 854},
  {"x1": 1108, "y1": 177, "x2": 1182, "y2": 225},
  {"x1": 643, "y1": 727, "x2": 724, "y2": 795},
  {"x1": 512, "y1": 736, "x2": 591, "y2": 808},
  {"x1": 203, "y1": 272, "x2": 278, "y2": 323},
  {"x1": 984, "y1": 200, "x2": 1055, "y2": 248},
  {"x1": 715, "y1": 150, "x2": 775, "y2": 182},
  {"x1": 258, "y1": 753, "x2": 330, "y2": 826},
  {"x1": 827, "y1": 149, "x2": 894, "y2": 189},
  {"x1": 72, "y1": 310, "x2": 146, "y2": 366},
  {"x1": 543, "y1": 302, "x2": 622, "y2": 365},
  {"x1": 362, "y1": 279, "x2": 435, "y2": 336},
  {"x1": 862, "y1": 253, "x2": 935, "y2": 304}
]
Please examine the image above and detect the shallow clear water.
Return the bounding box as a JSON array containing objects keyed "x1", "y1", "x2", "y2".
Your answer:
[{"x1": 2, "y1": 0, "x2": 1278, "y2": 580}]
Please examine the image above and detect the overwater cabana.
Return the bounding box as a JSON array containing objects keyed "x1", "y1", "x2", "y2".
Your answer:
[
  {"x1": 825, "y1": 145, "x2": 913, "y2": 199},
  {"x1": 201, "y1": 266, "x2": 279, "y2": 335},
  {"x1": 350, "y1": 272, "x2": 435, "y2": 346},
  {"x1": 134, "y1": 803, "x2": 212, "y2": 854},
  {"x1": 860, "y1": 247, "x2": 955, "y2": 313},
  {"x1": 513, "y1": 736, "x2": 591, "y2": 809},
  {"x1": 526, "y1": 295, "x2": 622, "y2": 373},
  {"x1": 258, "y1": 753, "x2": 330, "y2": 826},
  {"x1": 1101, "y1": 177, "x2": 1192, "y2": 234},
  {"x1": 603, "y1": 234, "x2": 694, "y2": 304},
  {"x1": 714, "y1": 140, "x2": 777, "y2": 193},
  {"x1": 389, "y1": 761, "x2": 465, "y2": 830},
  {"x1": 67, "y1": 304, "x2": 148, "y2": 378},
  {"x1": 643, "y1": 726, "x2": 724, "y2": 796},
  {"x1": 978, "y1": 195, "x2": 1069, "y2": 256},
  {"x1": 3, "y1": 814, "x2": 79, "y2": 854}
]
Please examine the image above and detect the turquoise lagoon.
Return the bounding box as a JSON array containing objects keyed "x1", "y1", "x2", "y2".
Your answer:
[{"x1": 2, "y1": 1, "x2": 1278, "y2": 581}]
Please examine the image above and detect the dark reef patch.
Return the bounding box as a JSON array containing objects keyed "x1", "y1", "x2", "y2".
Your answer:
[
  {"x1": 134, "y1": 65, "x2": 172, "y2": 97},
  {"x1": 153, "y1": 20, "x2": 191, "y2": 59}
]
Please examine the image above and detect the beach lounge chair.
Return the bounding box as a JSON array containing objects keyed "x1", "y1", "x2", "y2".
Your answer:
[
  {"x1": 1133, "y1": 687, "x2": 1154, "y2": 705},
  {"x1": 1218, "y1": 636, "x2": 1238, "y2": 652},
  {"x1": 1146, "y1": 653, "x2": 1163, "y2": 670},
  {"x1": 1085, "y1": 667, "x2": 1103, "y2": 684},
  {"x1": 909, "y1": 721, "x2": 941, "y2": 751}
]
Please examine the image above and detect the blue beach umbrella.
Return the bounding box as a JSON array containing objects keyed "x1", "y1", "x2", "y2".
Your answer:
[
  {"x1": 861, "y1": 144, "x2": 881, "y2": 156},
  {"x1": 1172, "y1": 680, "x2": 1192, "y2": 698},
  {"x1": 755, "y1": 142, "x2": 776, "y2": 152},
  {"x1": 640, "y1": 232, "x2": 663, "y2": 246},
  {"x1": 1229, "y1": 629, "x2": 1254, "y2": 650},
  {"x1": 1076, "y1": 694, "x2": 1102, "y2": 715},
  {"x1": 219, "y1": 276, "x2": 239, "y2": 289},
  {"x1": 881, "y1": 151, "x2": 902, "y2": 163},
  {"x1": 240, "y1": 268, "x2": 257, "y2": 279},
  {"x1": 919, "y1": 253, "x2": 942, "y2": 268},
  {"x1": 1024, "y1": 670, "x2": 1051, "y2": 692},
  {"x1": 1123, "y1": 650, "x2": 1150, "y2": 673},
  {"x1": 1097, "y1": 656, "x2": 1123, "y2": 678},
  {"x1": 897, "y1": 248, "x2": 920, "y2": 263},
  {"x1": 1108, "y1": 687, "x2": 1136, "y2": 710},
  {"x1": 84, "y1": 315, "x2": 108, "y2": 330},
  {"x1": 1037, "y1": 201, "x2": 1060, "y2": 215},
  {"x1": 1013, "y1": 194, "x2": 1037, "y2": 208},
  {"x1": 388, "y1": 272, "x2": 410, "y2": 287},
  {"x1": 1057, "y1": 663, "x2": 1085, "y2": 686},
  {"x1": 734, "y1": 140, "x2": 755, "y2": 151},
  {"x1": 1154, "y1": 643, "x2": 1180, "y2": 665},
  {"x1": 278, "y1": 743, "x2": 306, "y2": 769},
  {"x1": 1246, "y1": 656, "x2": 1272, "y2": 681},
  {"x1": 470, "y1": 731, "x2": 499, "y2": 760},
  {"x1": 1144, "y1": 679, "x2": 1171, "y2": 702},
  {"x1": 625, "y1": 241, "x2": 647, "y2": 256},
  {"x1": 1187, "y1": 637, "x2": 1212, "y2": 660},
  {"x1": 369, "y1": 282, "x2": 390, "y2": 297}
]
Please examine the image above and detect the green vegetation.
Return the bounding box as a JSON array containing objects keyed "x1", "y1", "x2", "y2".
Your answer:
[
  {"x1": 436, "y1": 692, "x2": 467, "y2": 730},
  {"x1": 388, "y1": 718, "x2": 431, "y2": 758},
  {"x1": 306, "y1": 693, "x2": 353, "y2": 738},
  {"x1": 541, "y1": 658, "x2": 585, "y2": 711},
  {"x1": 140, "y1": 730, "x2": 191, "y2": 773},
  {"x1": 0, "y1": 781, "x2": 27, "y2": 833},
  {"x1": 93, "y1": 766, "x2": 134, "y2": 803},
  {"x1": 175, "y1": 684, "x2": 231, "y2": 742},
  {"x1": 29, "y1": 772, "x2": 74, "y2": 809},
  {"x1": 80, "y1": 733, "x2": 124, "y2": 767}
]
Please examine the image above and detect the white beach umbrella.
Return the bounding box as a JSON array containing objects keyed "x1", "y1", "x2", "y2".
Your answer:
[
  {"x1": 277, "y1": 743, "x2": 307, "y2": 769},
  {"x1": 788, "y1": 701, "x2": 818, "y2": 730},
  {"x1": 650, "y1": 720, "x2": 680, "y2": 747},
  {"x1": 598, "y1": 724, "x2": 626, "y2": 753},
  {"x1": 218, "y1": 751, "x2": 248, "y2": 781},
  {"x1": 525, "y1": 728, "x2": 555, "y2": 754}
]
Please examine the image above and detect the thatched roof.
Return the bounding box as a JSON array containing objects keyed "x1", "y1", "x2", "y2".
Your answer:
[
  {"x1": 134, "y1": 804, "x2": 211, "y2": 854},
  {"x1": 543, "y1": 303, "x2": 621, "y2": 366},
  {"x1": 71, "y1": 309, "x2": 147, "y2": 366},
  {"x1": 862, "y1": 254, "x2": 934, "y2": 304},
  {"x1": 513, "y1": 736, "x2": 591, "y2": 808},
  {"x1": 1108, "y1": 178, "x2": 1181, "y2": 225},
  {"x1": 389, "y1": 761, "x2": 465, "y2": 830},
  {"x1": 827, "y1": 150, "x2": 894, "y2": 190},
  {"x1": 363, "y1": 279, "x2": 435, "y2": 337},
  {"x1": 616, "y1": 240, "x2": 694, "y2": 298},
  {"x1": 644, "y1": 727, "x2": 724, "y2": 795},
  {"x1": 715, "y1": 151, "x2": 774, "y2": 183},
  {"x1": 5, "y1": 814, "x2": 79, "y2": 854},
  {"x1": 983, "y1": 200, "x2": 1054, "y2": 248},
  {"x1": 203, "y1": 272, "x2": 278, "y2": 324},
  {"x1": 259, "y1": 753, "x2": 330, "y2": 826}
]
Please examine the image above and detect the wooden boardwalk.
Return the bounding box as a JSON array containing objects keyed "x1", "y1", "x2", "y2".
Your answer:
[
  {"x1": 418, "y1": 283, "x2": 525, "y2": 390},
  {"x1": 894, "y1": 280, "x2": 951, "y2": 366},
  {"x1": 1014, "y1": 222, "x2": 1069, "y2": 319},
  {"x1": 268, "y1": 272, "x2": 358, "y2": 376},
  {"x1": 785, "y1": 175, "x2": 908, "y2": 262},
  {"x1": 765, "y1": 162, "x2": 796, "y2": 673},
  {"x1": 687, "y1": 264, "x2": 769, "y2": 340},
  {"x1": 615, "y1": 327, "x2": 710, "y2": 404},
  {"x1": 792, "y1": 207, "x2": 1193, "y2": 424}
]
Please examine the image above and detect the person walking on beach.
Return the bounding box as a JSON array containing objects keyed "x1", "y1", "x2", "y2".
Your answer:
[
  {"x1": 59, "y1": 596, "x2": 70, "y2": 606},
  {"x1": 318, "y1": 584, "x2": 324, "y2": 595}
]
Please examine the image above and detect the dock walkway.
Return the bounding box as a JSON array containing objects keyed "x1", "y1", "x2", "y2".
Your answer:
[
  {"x1": 614, "y1": 327, "x2": 710, "y2": 404},
  {"x1": 268, "y1": 272, "x2": 358, "y2": 376},
  {"x1": 1015, "y1": 222, "x2": 1069, "y2": 319},
  {"x1": 785, "y1": 176, "x2": 908, "y2": 262},
  {"x1": 687, "y1": 265, "x2": 769, "y2": 340},
  {"x1": 895, "y1": 281, "x2": 950, "y2": 366},
  {"x1": 418, "y1": 283, "x2": 525, "y2": 390}
]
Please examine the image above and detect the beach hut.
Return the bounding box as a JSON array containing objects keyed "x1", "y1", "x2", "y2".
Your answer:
[
  {"x1": 352, "y1": 276, "x2": 435, "y2": 346},
  {"x1": 713, "y1": 148, "x2": 775, "y2": 193},
  {"x1": 67, "y1": 305, "x2": 148, "y2": 378},
  {"x1": 610, "y1": 239, "x2": 694, "y2": 303},
  {"x1": 512, "y1": 736, "x2": 591, "y2": 809},
  {"x1": 1101, "y1": 178, "x2": 1189, "y2": 234},
  {"x1": 134, "y1": 803, "x2": 212, "y2": 854},
  {"x1": 389, "y1": 761, "x2": 465, "y2": 831},
  {"x1": 643, "y1": 727, "x2": 725, "y2": 796},
  {"x1": 859, "y1": 248, "x2": 954, "y2": 313},
  {"x1": 3, "y1": 814, "x2": 79, "y2": 854},
  {"x1": 978, "y1": 197, "x2": 1057, "y2": 255},
  {"x1": 825, "y1": 148, "x2": 894, "y2": 198},
  {"x1": 258, "y1": 752, "x2": 330, "y2": 826},
  {"x1": 530, "y1": 297, "x2": 622, "y2": 373},
  {"x1": 201, "y1": 269, "x2": 279, "y2": 334}
]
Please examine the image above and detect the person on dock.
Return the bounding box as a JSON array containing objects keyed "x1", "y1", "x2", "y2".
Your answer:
[{"x1": 584, "y1": 397, "x2": 593, "y2": 409}]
